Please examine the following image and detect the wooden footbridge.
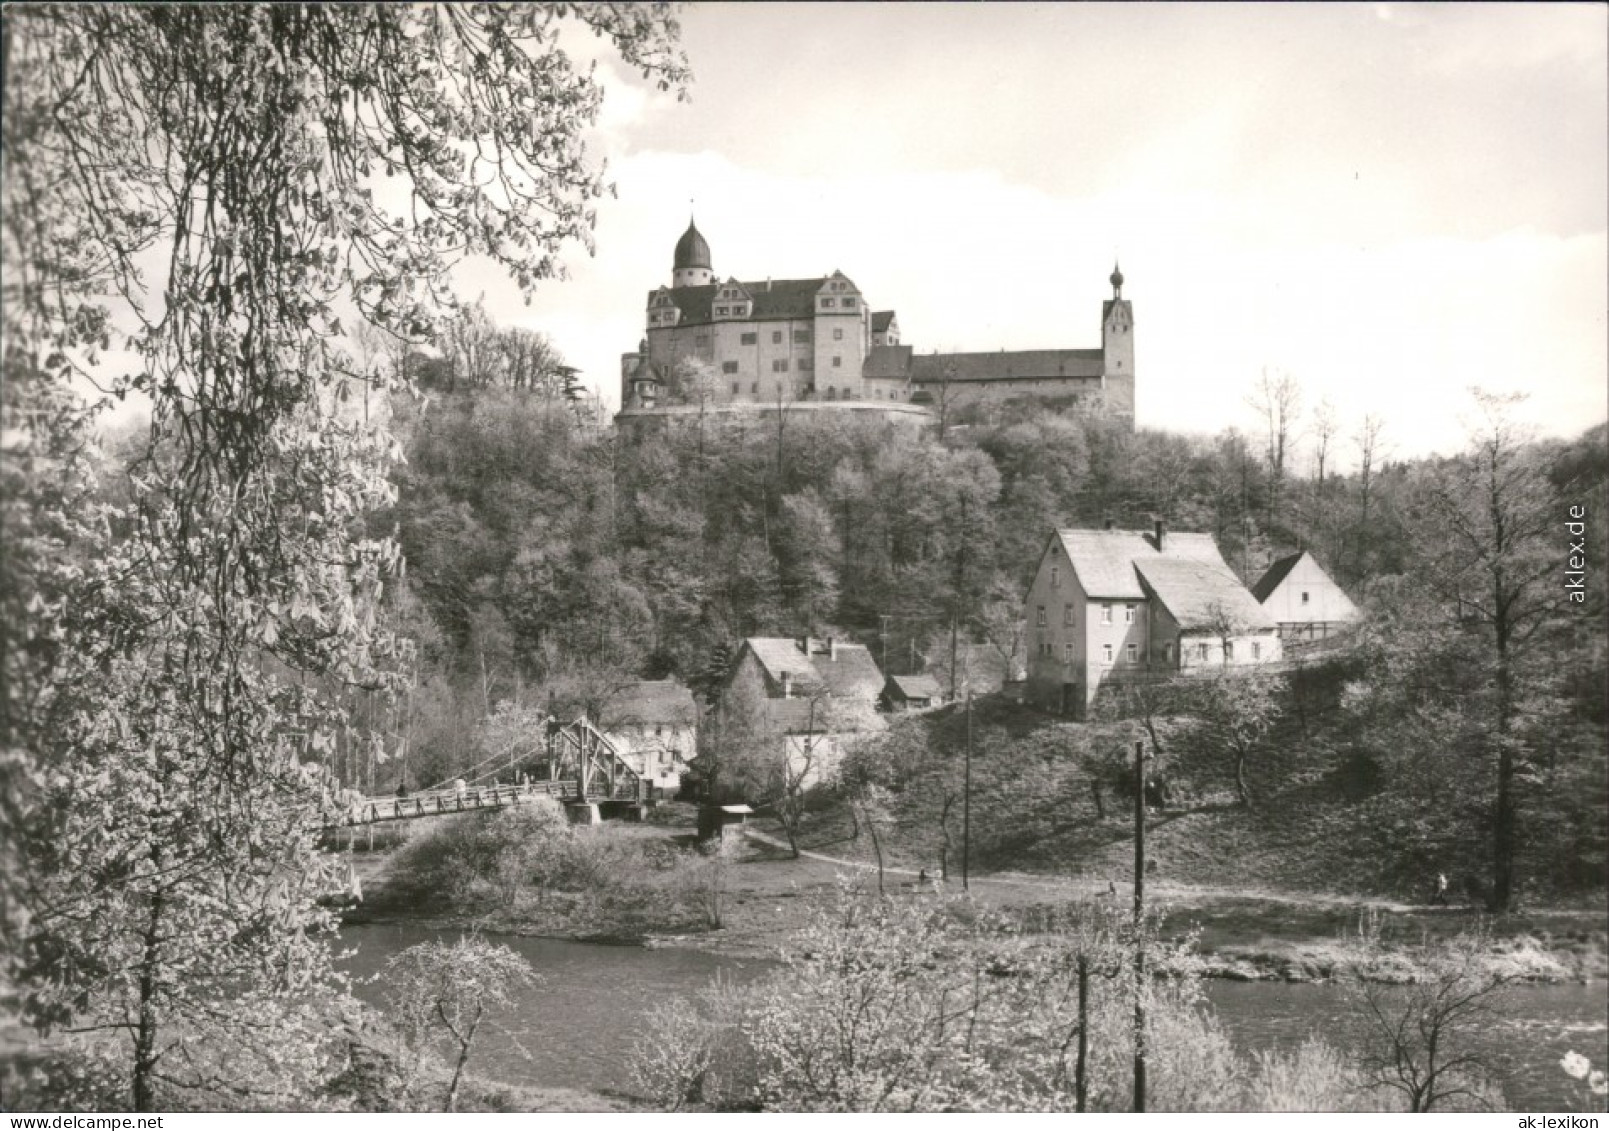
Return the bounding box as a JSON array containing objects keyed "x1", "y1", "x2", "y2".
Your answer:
[{"x1": 336, "y1": 714, "x2": 651, "y2": 827}]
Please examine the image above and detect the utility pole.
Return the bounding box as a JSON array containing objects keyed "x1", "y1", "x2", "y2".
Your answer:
[
  {"x1": 962, "y1": 689, "x2": 973, "y2": 892},
  {"x1": 1132, "y1": 738, "x2": 1147, "y2": 1113}
]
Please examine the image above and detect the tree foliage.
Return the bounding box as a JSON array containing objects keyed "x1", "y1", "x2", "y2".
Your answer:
[{"x1": 3, "y1": 3, "x2": 687, "y2": 1109}]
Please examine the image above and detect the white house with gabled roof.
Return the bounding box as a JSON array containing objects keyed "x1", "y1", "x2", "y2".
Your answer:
[
  {"x1": 1251, "y1": 550, "x2": 1360, "y2": 642},
  {"x1": 1024, "y1": 522, "x2": 1282, "y2": 717}
]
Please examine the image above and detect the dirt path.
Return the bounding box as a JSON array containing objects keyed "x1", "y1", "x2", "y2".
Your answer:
[{"x1": 743, "y1": 827, "x2": 1429, "y2": 913}]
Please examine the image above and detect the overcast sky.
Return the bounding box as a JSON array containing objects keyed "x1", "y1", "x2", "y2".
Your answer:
[{"x1": 467, "y1": 2, "x2": 1607, "y2": 466}]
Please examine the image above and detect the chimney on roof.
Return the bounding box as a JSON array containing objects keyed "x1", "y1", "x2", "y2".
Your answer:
[
  {"x1": 1155, "y1": 518, "x2": 1165, "y2": 551},
  {"x1": 780, "y1": 671, "x2": 792, "y2": 699}
]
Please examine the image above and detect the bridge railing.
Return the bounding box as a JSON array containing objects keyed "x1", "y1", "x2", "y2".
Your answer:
[{"x1": 340, "y1": 781, "x2": 578, "y2": 826}]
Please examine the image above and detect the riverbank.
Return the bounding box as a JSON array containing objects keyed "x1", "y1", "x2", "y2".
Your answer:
[{"x1": 344, "y1": 807, "x2": 1608, "y2": 985}]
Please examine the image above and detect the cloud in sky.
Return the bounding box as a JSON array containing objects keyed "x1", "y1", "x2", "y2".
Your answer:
[{"x1": 465, "y1": 2, "x2": 1605, "y2": 462}]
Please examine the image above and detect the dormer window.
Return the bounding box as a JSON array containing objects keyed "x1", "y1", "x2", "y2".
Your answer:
[
  {"x1": 822, "y1": 297, "x2": 836, "y2": 308},
  {"x1": 843, "y1": 296, "x2": 857, "y2": 308}
]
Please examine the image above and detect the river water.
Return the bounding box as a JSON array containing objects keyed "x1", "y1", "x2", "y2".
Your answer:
[{"x1": 343, "y1": 924, "x2": 1607, "y2": 1111}]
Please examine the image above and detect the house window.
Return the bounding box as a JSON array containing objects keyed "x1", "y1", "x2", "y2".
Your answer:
[
  {"x1": 658, "y1": 749, "x2": 673, "y2": 766},
  {"x1": 1301, "y1": 591, "x2": 1310, "y2": 605},
  {"x1": 1063, "y1": 605, "x2": 1074, "y2": 627},
  {"x1": 1036, "y1": 606, "x2": 1047, "y2": 627},
  {"x1": 1252, "y1": 642, "x2": 1261, "y2": 660},
  {"x1": 1051, "y1": 565, "x2": 1059, "y2": 588},
  {"x1": 1127, "y1": 643, "x2": 1139, "y2": 663},
  {"x1": 1198, "y1": 642, "x2": 1210, "y2": 661},
  {"x1": 721, "y1": 361, "x2": 738, "y2": 374},
  {"x1": 1064, "y1": 642, "x2": 1074, "y2": 663},
  {"x1": 1124, "y1": 604, "x2": 1135, "y2": 624},
  {"x1": 793, "y1": 330, "x2": 810, "y2": 343},
  {"x1": 832, "y1": 356, "x2": 842, "y2": 368},
  {"x1": 1101, "y1": 604, "x2": 1112, "y2": 625},
  {"x1": 1165, "y1": 642, "x2": 1175, "y2": 663},
  {"x1": 741, "y1": 332, "x2": 757, "y2": 345},
  {"x1": 654, "y1": 725, "x2": 663, "y2": 737},
  {"x1": 1102, "y1": 643, "x2": 1114, "y2": 663},
  {"x1": 834, "y1": 328, "x2": 844, "y2": 340},
  {"x1": 1225, "y1": 641, "x2": 1235, "y2": 661},
  {"x1": 772, "y1": 331, "x2": 783, "y2": 344}
]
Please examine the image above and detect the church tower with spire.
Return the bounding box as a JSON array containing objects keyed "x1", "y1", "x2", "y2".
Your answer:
[
  {"x1": 672, "y1": 218, "x2": 713, "y2": 288},
  {"x1": 1101, "y1": 261, "x2": 1135, "y2": 422}
]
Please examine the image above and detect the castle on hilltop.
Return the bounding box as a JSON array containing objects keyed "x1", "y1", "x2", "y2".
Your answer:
[{"x1": 617, "y1": 220, "x2": 1135, "y2": 426}]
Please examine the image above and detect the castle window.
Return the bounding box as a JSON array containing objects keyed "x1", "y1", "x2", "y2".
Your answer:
[
  {"x1": 751, "y1": 382, "x2": 759, "y2": 394},
  {"x1": 826, "y1": 387, "x2": 835, "y2": 400},
  {"x1": 772, "y1": 359, "x2": 789, "y2": 373},
  {"x1": 793, "y1": 329, "x2": 810, "y2": 343},
  {"x1": 822, "y1": 297, "x2": 836, "y2": 308},
  {"x1": 716, "y1": 305, "x2": 728, "y2": 316},
  {"x1": 741, "y1": 332, "x2": 757, "y2": 345},
  {"x1": 772, "y1": 331, "x2": 783, "y2": 344},
  {"x1": 799, "y1": 358, "x2": 813, "y2": 371},
  {"x1": 833, "y1": 328, "x2": 844, "y2": 340},
  {"x1": 832, "y1": 356, "x2": 842, "y2": 368},
  {"x1": 732, "y1": 305, "x2": 747, "y2": 316},
  {"x1": 1064, "y1": 643, "x2": 1074, "y2": 663},
  {"x1": 695, "y1": 334, "x2": 709, "y2": 349},
  {"x1": 721, "y1": 361, "x2": 738, "y2": 374},
  {"x1": 731, "y1": 382, "x2": 739, "y2": 395},
  {"x1": 843, "y1": 296, "x2": 857, "y2": 308}
]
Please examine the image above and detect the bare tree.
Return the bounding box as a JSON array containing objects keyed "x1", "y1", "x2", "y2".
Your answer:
[
  {"x1": 1351, "y1": 412, "x2": 1388, "y2": 582},
  {"x1": 1249, "y1": 368, "x2": 1303, "y2": 531},
  {"x1": 1352, "y1": 930, "x2": 1511, "y2": 1111}
]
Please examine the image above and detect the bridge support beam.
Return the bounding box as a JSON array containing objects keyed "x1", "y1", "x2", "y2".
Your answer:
[{"x1": 566, "y1": 802, "x2": 601, "y2": 826}]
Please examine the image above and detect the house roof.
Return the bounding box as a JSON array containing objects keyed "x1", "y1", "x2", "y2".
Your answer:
[
  {"x1": 1251, "y1": 551, "x2": 1306, "y2": 603},
  {"x1": 872, "y1": 310, "x2": 897, "y2": 333},
  {"x1": 887, "y1": 673, "x2": 942, "y2": 701},
  {"x1": 1135, "y1": 557, "x2": 1277, "y2": 632},
  {"x1": 646, "y1": 276, "x2": 859, "y2": 327},
  {"x1": 740, "y1": 637, "x2": 885, "y2": 701},
  {"x1": 603, "y1": 680, "x2": 698, "y2": 727},
  {"x1": 863, "y1": 344, "x2": 913, "y2": 379},
  {"x1": 1053, "y1": 528, "x2": 1228, "y2": 599},
  {"x1": 910, "y1": 349, "x2": 1104, "y2": 384}
]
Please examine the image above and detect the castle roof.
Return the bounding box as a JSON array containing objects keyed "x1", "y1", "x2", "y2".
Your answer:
[
  {"x1": 872, "y1": 310, "x2": 897, "y2": 333},
  {"x1": 863, "y1": 344, "x2": 913, "y2": 379},
  {"x1": 645, "y1": 277, "x2": 855, "y2": 326},
  {"x1": 910, "y1": 349, "x2": 1104, "y2": 384},
  {"x1": 674, "y1": 220, "x2": 711, "y2": 270}
]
